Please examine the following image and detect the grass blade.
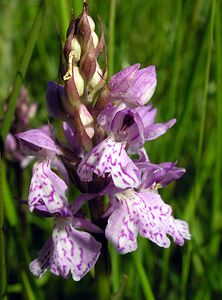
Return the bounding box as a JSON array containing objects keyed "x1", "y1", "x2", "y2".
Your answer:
[
  {"x1": 1, "y1": 1, "x2": 44, "y2": 141},
  {"x1": 132, "y1": 252, "x2": 155, "y2": 300},
  {"x1": 210, "y1": 0, "x2": 222, "y2": 256},
  {"x1": 108, "y1": 0, "x2": 116, "y2": 78},
  {"x1": 0, "y1": 159, "x2": 8, "y2": 300},
  {"x1": 57, "y1": 0, "x2": 70, "y2": 39},
  {"x1": 181, "y1": 1, "x2": 216, "y2": 298}
]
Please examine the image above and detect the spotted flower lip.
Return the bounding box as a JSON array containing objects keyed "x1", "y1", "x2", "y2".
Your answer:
[
  {"x1": 30, "y1": 215, "x2": 101, "y2": 281},
  {"x1": 28, "y1": 160, "x2": 70, "y2": 216},
  {"x1": 105, "y1": 190, "x2": 191, "y2": 254},
  {"x1": 77, "y1": 136, "x2": 140, "y2": 189},
  {"x1": 108, "y1": 64, "x2": 157, "y2": 106}
]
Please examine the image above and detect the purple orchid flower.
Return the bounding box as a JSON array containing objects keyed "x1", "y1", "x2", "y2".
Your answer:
[
  {"x1": 111, "y1": 106, "x2": 176, "y2": 149},
  {"x1": 30, "y1": 202, "x2": 102, "y2": 281},
  {"x1": 102, "y1": 160, "x2": 189, "y2": 253},
  {"x1": 137, "y1": 161, "x2": 186, "y2": 189},
  {"x1": 16, "y1": 127, "x2": 71, "y2": 215},
  {"x1": 16, "y1": 126, "x2": 62, "y2": 157},
  {"x1": 17, "y1": 125, "x2": 102, "y2": 281},
  {"x1": 108, "y1": 64, "x2": 157, "y2": 106},
  {"x1": 105, "y1": 189, "x2": 191, "y2": 254},
  {"x1": 28, "y1": 160, "x2": 70, "y2": 216},
  {"x1": 77, "y1": 103, "x2": 175, "y2": 188},
  {"x1": 77, "y1": 136, "x2": 140, "y2": 189},
  {"x1": 98, "y1": 103, "x2": 176, "y2": 149},
  {"x1": 29, "y1": 194, "x2": 103, "y2": 282}
]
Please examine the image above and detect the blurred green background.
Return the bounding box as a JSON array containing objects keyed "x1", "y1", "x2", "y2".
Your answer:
[{"x1": 0, "y1": 0, "x2": 221, "y2": 299}]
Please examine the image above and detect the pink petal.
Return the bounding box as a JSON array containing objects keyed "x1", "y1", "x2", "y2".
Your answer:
[
  {"x1": 16, "y1": 127, "x2": 62, "y2": 155},
  {"x1": 134, "y1": 191, "x2": 191, "y2": 247},
  {"x1": 105, "y1": 200, "x2": 138, "y2": 254},
  {"x1": 28, "y1": 160, "x2": 69, "y2": 215},
  {"x1": 30, "y1": 218, "x2": 101, "y2": 281},
  {"x1": 30, "y1": 238, "x2": 53, "y2": 278},
  {"x1": 144, "y1": 119, "x2": 176, "y2": 141},
  {"x1": 77, "y1": 137, "x2": 140, "y2": 189},
  {"x1": 108, "y1": 64, "x2": 140, "y2": 91},
  {"x1": 106, "y1": 190, "x2": 191, "y2": 252},
  {"x1": 108, "y1": 64, "x2": 157, "y2": 106}
]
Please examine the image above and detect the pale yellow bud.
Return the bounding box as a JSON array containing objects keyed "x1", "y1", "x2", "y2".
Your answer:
[
  {"x1": 92, "y1": 32, "x2": 99, "y2": 48},
  {"x1": 89, "y1": 63, "x2": 102, "y2": 88},
  {"x1": 73, "y1": 66, "x2": 84, "y2": 96},
  {"x1": 71, "y1": 38, "x2": 81, "y2": 62},
  {"x1": 79, "y1": 104, "x2": 95, "y2": 138},
  {"x1": 87, "y1": 16, "x2": 95, "y2": 32}
]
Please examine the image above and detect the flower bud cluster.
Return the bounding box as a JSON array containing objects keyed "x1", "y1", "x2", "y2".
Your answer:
[{"x1": 46, "y1": 4, "x2": 107, "y2": 153}]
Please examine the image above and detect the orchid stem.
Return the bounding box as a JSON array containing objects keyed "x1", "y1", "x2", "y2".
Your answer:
[{"x1": 95, "y1": 240, "x2": 110, "y2": 300}]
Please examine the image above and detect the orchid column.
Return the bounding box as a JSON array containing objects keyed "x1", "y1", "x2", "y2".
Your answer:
[{"x1": 15, "y1": 2, "x2": 191, "y2": 297}]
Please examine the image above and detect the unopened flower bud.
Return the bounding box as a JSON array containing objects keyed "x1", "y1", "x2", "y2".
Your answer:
[
  {"x1": 80, "y1": 50, "x2": 97, "y2": 83},
  {"x1": 89, "y1": 64, "x2": 102, "y2": 88},
  {"x1": 79, "y1": 104, "x2": 95, "y2": 139},
  {"x1": 46, "y1": 82, "x2": 64, "y2": 118},
  {"x1": 5, "y1": 133, "x2": 17, "y2": 152},
  {"x1": 73, "y1": 66, "x2": 84, "y2": 96},
  {"x1": 77, "y1": 8, "x2": 91, "y2": 48},
  {"x1": 71, "y1": 38, "x2": 81, "y2": 62},
  {"x1": 87, "y1": 16, "x2": 95, "y2": 32},
  {"x1": 92, "y1": 32, "x2": 99, "y2": 48}
]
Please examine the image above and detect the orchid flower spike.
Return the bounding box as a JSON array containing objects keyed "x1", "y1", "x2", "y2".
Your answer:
[{"x1": 15, "y1": 2, "x2": 190, "y2": 282}]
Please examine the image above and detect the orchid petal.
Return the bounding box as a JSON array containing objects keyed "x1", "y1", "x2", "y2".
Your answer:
[
  {"x1": 144, "y1": 119, "x2": 176, "y2": 141},
  {"x1": 108, "y1": 64, "x2": 140, "y2": 91},
  {"x1": 135, "y1": 191, "x2": 191, "y2": 247},
  {"x1": 97, "y1": 102, "x2": 126, "y2": 133},
  {"x1": 16, "y1": 127, "x2": 62, "y2": 155},
  {"x1": 28, "y1": 160, "x2": 69, "y2": 216},
  {"x1": 135, "y1": 105, "x2": 157, "y2": 128},
  {"x1": 52, "y1": 157, "x2": 70, "y2": 186},
  {"x1": 106, "y1": 190, "x2": 190, "y2": 253},
  {"x1": 29, "y1": 238, "x2": 53, "y2": 278},
  {"x1": 137, "y1": 161, "x2": 185, "y2": 189},
  {"x1": 111, "y1": 108, "x2": 145, "y2": 148},
  {"x1": 30, "y1": 218, "x2": 101, "y2": 281},
  {"x1": 105, "y1": 200, "x2": 138, "y2": 254},
  {"x1": 131, "y1": 66, "x2": 157, "y2": 105},
  {"x1": 109, "y1": 64, "x2": 157, "y2": 106},
  {"x1": 71, "y1": 193, "x2": 97, "y2": 215},
  {"x1": 77, "y1": 137, "x2": 140, "y2": 189},
  {"x1": 73, "y1": 217, "x2": 103, "y2": 234},
  {"x1": 167, "y1": 218, "x2": 191, "y2": 245}
]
